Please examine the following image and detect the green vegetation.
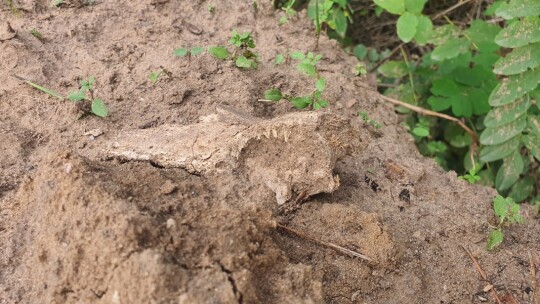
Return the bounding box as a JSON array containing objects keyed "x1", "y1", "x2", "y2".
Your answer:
[
  {"x1": 487, "y1": 195, "x2": 524, "y2": 250},
  {"x1": 21, "y1": 76, "x2": 108, "y2": 118},
  {"x1": 264, "y1": 51, "x2": 329, "y2": 110},
  {"x1": 174, "y1": 30, "x2": 258, "y2": 69},
  {"x1": 29, "y1": 28, "x2": 43, "y2": 41},
  {"x1": 68, "y1": 76, "x2": 109, "y2": 117}
]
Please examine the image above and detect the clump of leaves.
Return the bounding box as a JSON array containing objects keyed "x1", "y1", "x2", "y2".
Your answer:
[
  {"x1": 459, "y1": 169, "x2": 481, "y2": 184},
  {"x1": 359, "y1": 111, "x2": 382, "y2": 129},
  {"x1": 174, "y1": 30, "x2": 258, "y2": 69},
  {"x1": 68, "y1": 76, "x2": 109, "y2": 118},
  {"x1": 263, "y1": 50, "x2": 329, "y2": 110},
  {"x1": 307, "y1": 0, "x2": 352, "y2": 40},
  {"x1": 487, "y1": 195, "x2": 524, "y2": 250}
]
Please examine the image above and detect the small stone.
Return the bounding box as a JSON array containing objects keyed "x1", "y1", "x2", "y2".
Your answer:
[
  {"x1": 63, "y1": 163, "x2": 73, "y2": 174},
  {"x1": 83, "y1": 129, "x2": 104, "y2": 137},
  {"x1": 160, "y1": 180, "x2": 177, "y2": 195},
  {"x1": 166, "y1": 218, "x2": 176, "y2": 229}
]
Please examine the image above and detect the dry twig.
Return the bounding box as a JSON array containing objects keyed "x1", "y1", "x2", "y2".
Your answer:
[
  {"x1": 277, "y1": 223, "x2": 373, "y2": 262},
  {"x1": 461, "y1": 245, "x2": 503, "y2": 304}
]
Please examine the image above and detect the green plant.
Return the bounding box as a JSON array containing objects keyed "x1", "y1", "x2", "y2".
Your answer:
[
  {"x1": 459, "y1": 169, "x2": 481, "y2": 184},
  {"x1": 307, "y1": 0, "x2": 352, "y2": 40},
  {"x1": 263, "y1": 50, "x2": 329, "y2": 109},
  {"x1": 174, "y1": 30, "x2": 259, "y2": 69},
  {"x1": 371, "y1": 0, "x2": 540, "y2": 203},
  {"x1": 358, "y1": 111, "x2": 381, "y2": 129},
  {"x1": 29, "y1": 28, "x2": 43, "y2": 41},
  {"x1": 149, "y1": 70, "x2": 162, "y2": 84},
  {"x1": 279, "y1": 0, "x2": 297, "y2": 25},
  {"x1": 68, "y1": 76, "x2": 109, "y2": 117},
  {"x1": 207, "y1": 4, "x2": 215, "y2": 13},
  {"x1": 487, "y1": 195, "x2": 524, "y2": 250}
]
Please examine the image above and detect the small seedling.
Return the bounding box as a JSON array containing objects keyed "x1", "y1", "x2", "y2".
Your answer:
[
  {"x1": 68, "y1": 76, "x2": 109, "y2": 118},
  {"x1": 29, "y1": 28, "x2": 44, "y2": 41},
  {"x1": 353, "y1": 63, "x2": 367, "y2": 76},
  {"x1": 279, "y1": 0, "x2": 297, "y2": 25},
  {"x1": 174, "y1": 30, "x2": 258, "y2": 69},
  {"x1": 274, "y1": 54, "x2": 285, "y2": 65},
  {"x1": 487, "y1": 195, "x2": 524, "y2": 251},
  {"x1": 49, "y1": 0, "x2": 63, "y2": 7},
  {"x1": 149, "y1": 70, "x2": 162, "y2": 84},
  {"x1": 459, "y1": 169, "x2": 481, "y2": 184},
  {"x1": 358, "y1": 111, "x2": 382, "y2": 129},
  {"x1": 290, "y1": 51, "x2": 323, "y2": 78},
  {"x1": 207, "y1": 5, "x2": 215, "y2": 13}
]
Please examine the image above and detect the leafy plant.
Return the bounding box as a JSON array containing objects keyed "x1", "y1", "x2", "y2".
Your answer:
[
  {"x1": 148, "y1": 70, "x2": 162, "y2": 84},
  {"x1": 358, "y1": 111, "x2": 381, "y2": 129},
  {"x1": 279, "y1": 0, "x2": 297, "y2": 25},
  {"x1": 68, "y1": 76, "x2": 109, "y2": 118},
  {"x1": 487, "y1": 195, "x2": 524, "y2": 250},
  {"x1": 174, "y1": 30, "x2": 259, "y2": 69},
  {"x1": 263, "y1": 50, "x2": 329, "y2": 109},
  {"x1": 307, "y1": 0, "x2": 352, "y2": 40},
  {"x1": 371, "y1": 0, "x2": 540, "y2": 204},
  {"x1": 459, "y1": 169, "x2": 481, "y2": 184}
]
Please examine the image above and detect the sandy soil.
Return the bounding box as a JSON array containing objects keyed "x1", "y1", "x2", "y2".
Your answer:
[{"x1": 1, "y1": 1, "x2": 540, "y2": 303}]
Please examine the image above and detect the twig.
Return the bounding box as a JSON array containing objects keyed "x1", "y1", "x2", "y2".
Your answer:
[
  {"x1": 530, "y1": 250, "x2": 540, "y2": 304},
  {"x1": 461, "y1": 245, "x2": 503, "y2": 304},
  {"x1": 377, "y1": 94, "x2": 478, "y2": 146},
  {"x1": 277, "y1": 223, "x2": 373, "y2": 262},
  {"x1": 432, "y1": 0, "x2": 475, "y2": 21}
]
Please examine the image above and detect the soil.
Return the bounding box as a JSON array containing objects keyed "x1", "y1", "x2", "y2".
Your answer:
[{"x1": 1, "y1": 1, "x2": 540, "y2": 303}]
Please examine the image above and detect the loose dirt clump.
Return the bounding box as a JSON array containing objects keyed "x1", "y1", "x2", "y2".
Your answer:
[{"x1": 1, "y1": 0, "x2": 540, "y2": 303}]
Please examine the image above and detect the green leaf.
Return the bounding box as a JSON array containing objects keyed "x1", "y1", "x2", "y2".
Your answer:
[
  {"x1": 480, "y1": 115, "x2": 527, "y2": 145},
  {"x1": 333, "y1": 9, "x2": 348, "y2": 38},
  {"x1": 494, "y1": 195, "x2": 510, "y2": 219},
  {"x1": 523, "y1": 134, "x2": 540, "y2": 161},
  {"x1": 493, "y1": 43, "x2": 540, "y2": 75},
  {"x1": 264, "y1": 89, "x2": 282, "y2": 101},
  {"x1": 414, "y1": 15, "x2": 433, "y2": 45},
  {"x1": 487, "y1": 229, "x2": 504, "y2": 250},
  {"x1": 290, "y1": 51, "x2": 305, "y2": 60},
  {"x1": 451, "y1": 96, "x2": 473, "y2": 118},
  {"x1": 484, "y1": 96, "x2": 530, "y2": 127},
  {"x1": 191, "y1": 46, "x2": 205, "y2": 56},
  {"x1": 275, "y1": 54, "x2": 285, "y2": 65},
  {"x1": 173, "y1": 48, "x2": 188, "y2": 57},
  {"x1": 149, "y1": 71, "x2": 161, "y2": 84},
  {"x1": 495, "y1": 17, "x2": 540, "y2": 48},
  {"x1": 485, "y1": 0, "x2": 504, "y2": 16},
  {"x1": 404, "y1": 0, "x2": 427, "y2": 13},
  {"x1": 528, "y1": 115, "x2": 540, "y2": 136},
  {"x1": 412, "y1": 127, "x2": 429, "y2": 137},
  {"x1": 466, "y1": 20, "x2": 501, "y2": 53},
  {"x1": 430, "y1": 78, "x2": 462, "y2": 97},
  {"x1": 495, "y1": 0, "x2": 540, "y2": 19},
  {"x1": 353, "y1": 44, "x2": 368, "y2": 60},
  {"x1": 495, "y1": 151, "x2": 524, "y2": 191},
  {"x1": 68, "y1": 90, "x2": 86, "y2": 101},
  {"x1": 489, "y1": 69, "x2": 540, "y2": 106},
  {"x1": 315, "y1": 77, "x2": 326, "y2": 91},
  {"x1": 297, "y1": 63, "x2": 317, "y2": 77},
  {"x1": 378, "y1": 60, "x2": 408, "y2": 78},
  {"x1": 25, "y1": 80, "x2": 64, "y2": 100},
  {"x1": 431, "y1": 38, "x2": 470, "y2": 61},
  {"x1": 208, "y1": 46, "x2": 229, "y2": 59},
  {"x1": 374, "y1": 0, "x2": 405, "y2": 15},
  {"x1": 452, "y1": 66, "x2": 495, "y2": 87},
  {"x1": 509, "y1": 176, "x2": 534, "y2": 203},
  {"x1": 91, "y1": 99, "x2": 108, "y2": 117},
  {"x1": 427, "y1": 96, "x2": 452, "y2": 112},
  {"x1": 429, "y1": 24, "x2": 460, "y2": 46},
  {"x1": 480, "y1": 136, "x2": 520, "y2": 162},
  {"x1": 396, "y1": 12, "x2": 418, "y2": 43},
  {"x1": 235, "y1": 56, "x2": 253, "y2": 68},
  {"x1": 290, "y1": 96, "x2": 312, "y2": 109}
]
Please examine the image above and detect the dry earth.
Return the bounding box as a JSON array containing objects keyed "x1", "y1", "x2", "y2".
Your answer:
[{"x1": 1, "y1": 0, "x2": 540, "y2": 303}]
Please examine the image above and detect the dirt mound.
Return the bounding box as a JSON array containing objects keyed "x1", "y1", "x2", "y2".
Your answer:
[{"x1": 1, "y1": 0, "x2": 540, "y2": 303}]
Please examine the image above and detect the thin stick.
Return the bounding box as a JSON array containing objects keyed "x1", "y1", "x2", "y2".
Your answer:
[
  {"x1": 461, "y1": 245, "x2": 503, "y2": 304},
  {"x1": 378, "y1": 94, "x2": 478, "y2": 145},
  {"x1": 432, "y1": 0, "x2": 475, "y2": 21},
  {"x1": 277, "y1": 223, "x2": 373, "y2": 262},
  {"x1": 530, "y1": 251, "x2": 540, "y2": 304}
]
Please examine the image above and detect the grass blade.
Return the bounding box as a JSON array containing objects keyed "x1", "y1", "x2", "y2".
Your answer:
[{"x1": 24, "y1": 80, "x2": 64, "y2": 100}]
